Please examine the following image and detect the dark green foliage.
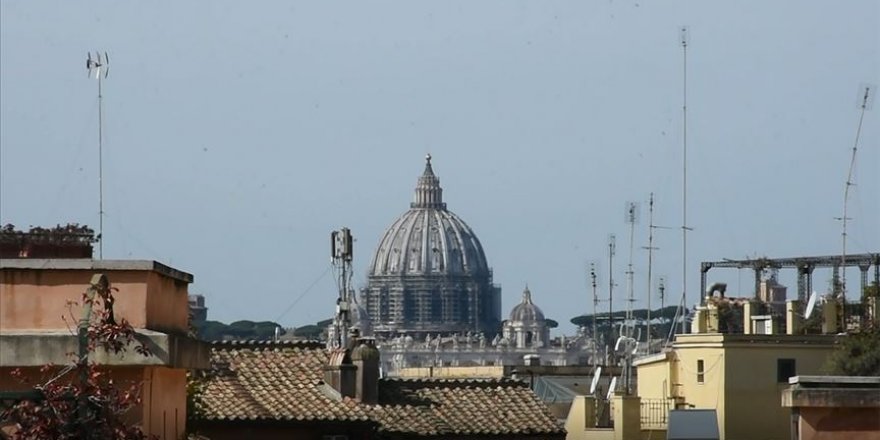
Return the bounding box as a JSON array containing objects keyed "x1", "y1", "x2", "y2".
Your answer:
[
  {"x1": 825, "y1": 327, "x2": 880, "y2": 376},
  {"x1": 544, "y1": 319, "x2": 559, "y2": 328},
  {"x1": 292, "y1": 325, "x2": 324, "y2": 338},
  {"x1": 570, "y1": 306, "x2": 680, "y2": 327},
  {"x1": 197, "y1": 320, "x2": 285, "y2": 341}
]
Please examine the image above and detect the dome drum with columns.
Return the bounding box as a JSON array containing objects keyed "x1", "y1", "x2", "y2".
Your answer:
[
  {"x1": 363, "y1": 155, "x2": 501, "y2": 338},
  {"x1": 502, "y1": 286, "x2": 550, "y2": 349}
]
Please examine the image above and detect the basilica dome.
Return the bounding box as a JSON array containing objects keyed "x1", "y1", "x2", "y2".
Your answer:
[
  {"x1": 368, "y1": 155, "x2": 490, "y2": 278},
  {"x1": 363, "y1": 155, "x2": 501, "y2": 338}
]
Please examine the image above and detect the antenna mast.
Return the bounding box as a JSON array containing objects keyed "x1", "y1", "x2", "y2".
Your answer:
[
  {"x1": 590, "y1": 263, "x2": 599, "y2": 365},
  {"x1": 658, "y1": 277, "x2": 667, "y2": 344},
  {"x1": 643, "y1": 194, "x2": 658, "y2": 350},
  {"x1": 86, "y1": 52, "x2": 109, "y2": 259},
  {"x1": 608, "y1": 234, "x2": 617, "y2": 339},
  {"x1": 625, "y1": 202, "x2": 639, "y2": 336},
  {"x1": 678, "y1": 26, "x2": 692, "y2": 335},
  {"x1": 838, "y1": 85, "x2": 872, "y2": 326},
  {"x1": 330, "y1": 227, "x2": 355, "y2": 349}
]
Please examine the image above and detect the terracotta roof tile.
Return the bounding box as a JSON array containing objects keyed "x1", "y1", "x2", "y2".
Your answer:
[
  {"x1": 372, "y1": 378, "x2": 564, "y2": 436},
  {"x1": 196, "y1": 340, "x2": 371, "y2": 423},
  {"x1": 195, "y1": 341, "x2": 564, "y2": 437}
]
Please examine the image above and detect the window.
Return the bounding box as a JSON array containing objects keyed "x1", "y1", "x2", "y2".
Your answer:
[
  {"x1": 777, "y1": 359, "x2": 796, "y2": 383},
  {"x1": 697, "y1": 359, "x2": 705, "y2": 384}
]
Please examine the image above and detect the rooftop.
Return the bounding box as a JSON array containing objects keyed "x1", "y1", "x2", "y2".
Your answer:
[
  {"x1": 0, "y1": 258, "x2": 194, "y2": 283},
  {"x1": 194, "y1": 340, "x2": 564, "y2": 437}
]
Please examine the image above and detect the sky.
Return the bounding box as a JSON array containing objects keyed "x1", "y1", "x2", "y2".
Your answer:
[{"x1": 1, "y1": 1, "x2": 878, "y2": 335}]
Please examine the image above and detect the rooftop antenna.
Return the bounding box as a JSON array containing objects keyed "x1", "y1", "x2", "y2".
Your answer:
[
  {"x1": 606, "y1": 376, "x2": 618, "y2": 400},
  {"x1": 624, "y1": 202, "x2": 640, "y2": 336},
  {"x1": 589, "y1": 365, "x2": 602, "y2": 395},
  {"x1": 329, "y1": 227, "x2": 354, "y2": 349},
  {"x1": 677, "y1": 26, "x2": 694, "y2": 336},
  {"x1": 804, "y1": 290, "x2": 818, "y2": 320},
  {"x1": 658, "y1": 277, "x2": 667, "y2": 344},
  {"x1": 608, "y1": 234, "x2": 617, "y2": 341},
  {"x1": 590, "y1": 262, "x2": 600, "y2": 365},
  {"x1": 836, "y1": 84, "x2": 873, "y2": 326},
  {"x1": 86, "y1": 52, "x2": 109, "y2": 259},
  {"x1": 643, "y1": 194, "x2": 657, "y2": 351}
]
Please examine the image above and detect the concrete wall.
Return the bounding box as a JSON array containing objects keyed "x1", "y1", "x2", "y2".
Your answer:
[
  {"x1": 675, "y1": 347, "x2": 726, "y2": 435},
  {"x1": 0, "y1": 366, "x2": 149, "y2": 435},
  {"x1": 1, "y1": 269, "x2": 150, "y2": 330},
  {"x1": 723, "y1": 343, "x2": 833, "y2": 440},
  {"x1": 799, "y1": 407, "x2": 880, "y2": 440},
  {"x1": 0, "y1": 267, "x2": 188, "y2": 334},
  {"x1": 635, "y1": 335, "x2": 837, "y2": 440},
  {"x1": 141, "y1": 366, "x2": 187, "y2": 440}
]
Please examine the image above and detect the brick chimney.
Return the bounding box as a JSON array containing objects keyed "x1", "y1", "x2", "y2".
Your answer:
[{"x1": 351, "y1": 337, "x2": 380, "y2": 404}]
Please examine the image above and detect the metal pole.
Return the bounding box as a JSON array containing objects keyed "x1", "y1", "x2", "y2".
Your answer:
[
  {"x1": 645, "y1": 194, "x2": 655, "y2": 349},
  {"x1": 608, "y1": 235, "x2": 616, "y2": 340},
  {"x1": 98, "y1": 74, "x2": 104, "y2": 260},
  {"x1": 680, "y1": 27, "x2": 689, "y2": 336}
]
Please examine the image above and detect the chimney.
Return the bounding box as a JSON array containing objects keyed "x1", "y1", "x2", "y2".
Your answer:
[
  {"x1": 786, "y1": 300, "x2": 801, "y2": 335},
  {"x1": 351, "y1": 337, "x2": 380, "y2": 404},
  {"x1": 324, "y1": 348, "x2": 356, "y2": 398},
  {"x1": 822, "y1": 299, "x2": 839, "y2": 334},
  {"x1": 743, "y1": 301, "x2": 755, "y2": 334}
]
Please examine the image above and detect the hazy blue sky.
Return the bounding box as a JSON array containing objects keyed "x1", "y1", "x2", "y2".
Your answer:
[{"x1": 2, "y1": 1, "x2": 878, "y2": 334}]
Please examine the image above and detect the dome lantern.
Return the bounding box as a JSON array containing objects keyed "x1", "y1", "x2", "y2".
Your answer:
[{"x1": 411, "y1": 154, "x2": 446, "y2": 210}]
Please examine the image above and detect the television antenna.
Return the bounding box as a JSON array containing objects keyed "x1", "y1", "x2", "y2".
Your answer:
[
  {"x1": 677, "y1": 26, "x2": 694, "y2": 336},
  {"x1": 804, "y1": 291, "x2": 818, "y2": 320},
  {"x1": 86, "y1": 51, "x2": 109, "y2": 259},
  {"x1": 624, "y1": 202, "x2": 639, "y2": 335},
  {"x1": 606, "y1": 377, "x2": 618, "y2": 400},
  {"x1": 589, "y1": 366, "x2": 602, "y2": 395},
  {"x1": 590, "y1": 262, "x2": 600, "y2": 364},
  {"x1": 836, "y1": 84, "x2": 873, "y2": 325},
  {"x1": 608, "y1": 234, "x2": 617, "y2": 337},
  {"x1": 658, "y1": 277, "x2": 667, "y2": 344}
]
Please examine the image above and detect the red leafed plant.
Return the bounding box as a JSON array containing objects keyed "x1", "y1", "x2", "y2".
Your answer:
[{"x1": 1, "y1": 275, "x2": 155, "y2": 440}]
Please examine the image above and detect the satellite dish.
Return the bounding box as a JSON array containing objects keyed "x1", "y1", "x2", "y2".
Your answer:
[
  {"x1": 589, "y1": 367, "x2": 602, "y2": 394},
  {"x1": 606, "y1": 377, "x2": 618, "y2": 400},
  {"x1": 804, "y1": 291, "x2": 818, "y2": 319}
]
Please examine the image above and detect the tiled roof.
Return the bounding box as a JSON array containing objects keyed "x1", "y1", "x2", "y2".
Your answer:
[
  {"x1": 195, "y1": 340, "x2": 371, "y2": 423},
  {"x1": 195, "y1": 341, "x2": 564, "y2": 437},
  {"x1": 371, "y1": 378, "x2": 564, "y2": 436}
]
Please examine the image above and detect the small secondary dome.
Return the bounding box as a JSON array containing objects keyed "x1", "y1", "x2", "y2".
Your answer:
[{"x1": 509, "y1": 286, "x2": 545, "y2": 323}]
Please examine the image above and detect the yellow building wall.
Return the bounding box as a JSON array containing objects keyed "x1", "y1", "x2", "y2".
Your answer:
[
  {"x1": 635, "y1": 355, "x2": 675, "y2": 400},
  {"x1": 722, "y1": 343, "x2": 834, "y2": 440},
  {"x1": 670, "y1": 346, "x2": 726, "y2": 437},
  {"x1": 636, "y1": 335, "x2": 837, "y2": 440}
]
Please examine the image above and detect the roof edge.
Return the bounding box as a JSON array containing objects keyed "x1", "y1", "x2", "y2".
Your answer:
[{"x1": 0, "y1": 258, "x2": 194, "y2": 283}]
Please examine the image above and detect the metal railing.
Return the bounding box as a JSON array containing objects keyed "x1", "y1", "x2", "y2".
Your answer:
[{"x1": 640, "y1": 398, "x2": 671, "y2": 429}]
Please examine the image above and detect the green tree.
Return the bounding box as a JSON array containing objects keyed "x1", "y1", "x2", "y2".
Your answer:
[{"x1": 825, "y1": 328, "x2": 880, "y2": 376}]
